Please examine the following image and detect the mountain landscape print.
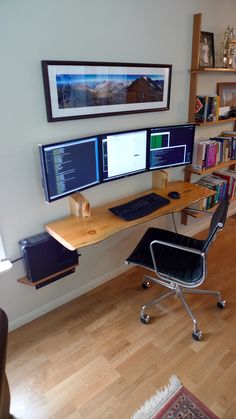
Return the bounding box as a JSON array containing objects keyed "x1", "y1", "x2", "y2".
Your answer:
[
  {"x1": 42, "y1": 61, "x2": 172, "y2": 120},
  {"x1": 56, "y1": 73, "x2": 165, "y2": 109}
]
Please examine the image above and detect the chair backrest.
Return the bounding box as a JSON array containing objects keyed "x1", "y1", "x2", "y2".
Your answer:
[
  {"x1": 0, "y1": 308, "x2": 10, "y2": 419},
  {"x1": 203, "y1": 196, "x2": 229, "y2": 253}
]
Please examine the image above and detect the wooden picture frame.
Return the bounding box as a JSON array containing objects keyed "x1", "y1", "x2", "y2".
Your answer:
[
  {"x1": 217, "y1": 82, "x2": 236, "y2": 107},
  {"x1": 199, "y1": 31, "x2": 215, "y2": 68},
  {"x1": 41, "y1": 60, "x2": 172, "y2": 122}
]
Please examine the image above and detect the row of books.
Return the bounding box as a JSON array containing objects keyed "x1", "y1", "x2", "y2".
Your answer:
[
  {"x1": 213, "y1": 169, "x2": 236, "y2": 199},
  {"x1": 192, "y1": 135, "x2": 236, "y2": 170},
  {"x1": 195, "y1": 174, "x2": 228, "y2": 210},
  {"x1": 195, "y1": 169, "x2": 236, "y2": 210},
  {"x1": 195, "y1": 95, "x2": 219, "y2": 123}
]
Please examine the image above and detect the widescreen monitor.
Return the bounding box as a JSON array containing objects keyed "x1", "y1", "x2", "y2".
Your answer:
[
  {"x1": 39, "y1": 136, "x2": 100, "y2": 202},
  {"x1": 148, "y1": 124, "x2": 195, "y2": 170},
  {"x1": 100, "y1": 129, "x2": 147, "y2": 182}
]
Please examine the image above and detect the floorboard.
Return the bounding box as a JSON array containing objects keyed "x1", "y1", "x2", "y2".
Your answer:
[{"x1": 7, "y1": 217, "x2": 236, "y2": 418}]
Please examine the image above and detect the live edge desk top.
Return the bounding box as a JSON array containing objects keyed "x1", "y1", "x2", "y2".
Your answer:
[{"x1": 45, "y1": 181, "x2": 214, "y2": 251}]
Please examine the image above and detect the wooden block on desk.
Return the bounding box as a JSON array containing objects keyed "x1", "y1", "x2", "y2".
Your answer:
[
  {"x1": 69, "y1": 192, "x2": 91, "y2": 218},
  {"x1": 152, "y1": 170, "x2": 168, "y2": 190}
]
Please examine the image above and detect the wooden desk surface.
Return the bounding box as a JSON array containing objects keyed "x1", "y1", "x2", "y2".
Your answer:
[{"x1": 45, "y1": 181, "x2": 214, "y2": 250}]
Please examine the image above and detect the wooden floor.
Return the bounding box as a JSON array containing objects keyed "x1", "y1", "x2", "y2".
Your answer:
[{"x1": 7, "y1": 216, "x2": 236, "y2": 419}]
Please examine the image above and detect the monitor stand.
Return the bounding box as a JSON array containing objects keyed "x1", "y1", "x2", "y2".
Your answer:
[
  {"x1": 152, "y1": 169, "x2": 168, "y2": 190},
  {"x1": 69, "y1": 192, "x2": 91, "y2": 218},
  {"x1": 69, "y1": 171, "x2": 168, "y2": 218}
]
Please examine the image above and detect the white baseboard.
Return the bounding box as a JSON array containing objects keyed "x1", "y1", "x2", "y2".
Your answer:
[{"x1": 9, "y1": 264, "x2": 132, "y2": 331}]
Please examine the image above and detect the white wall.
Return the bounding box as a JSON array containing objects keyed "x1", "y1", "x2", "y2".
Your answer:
[{"x1": 1, "y1": 0, "x2": 236, "y2": 329}]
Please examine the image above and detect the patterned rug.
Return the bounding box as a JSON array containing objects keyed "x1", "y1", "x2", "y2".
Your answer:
[{"x1": 132, "y1": 375, "x2": 219, "y2": 419}]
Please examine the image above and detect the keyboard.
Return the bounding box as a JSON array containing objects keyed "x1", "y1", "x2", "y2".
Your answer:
[{"x1": 109, "y1": 193, "x2": 170, "y2": 221}]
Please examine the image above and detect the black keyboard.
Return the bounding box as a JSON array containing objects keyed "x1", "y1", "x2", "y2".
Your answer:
[{"x1": 109, "y1": 193, "x2": 170, "y2": 221}]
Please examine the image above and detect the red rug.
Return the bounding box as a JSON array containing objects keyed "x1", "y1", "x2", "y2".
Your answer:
[{"x1": 132, "y1": 375, "x2": 219, "y2": 419}]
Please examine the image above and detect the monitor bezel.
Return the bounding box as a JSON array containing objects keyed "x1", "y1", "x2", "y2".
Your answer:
[
  {"x1": 147, "y1": 123, "x2": 196, "y2": 172},
  {"x1": 39, "y1": 135, "x2": 101, "y2": 203}
]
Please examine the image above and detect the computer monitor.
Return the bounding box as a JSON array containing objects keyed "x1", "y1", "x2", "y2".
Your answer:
[
  {"x1": 148, "y1": 124, "x2": 195, "y2": 170},
  {"x1": 39, "y1": 136, "x2": 100, "y2": 202},
  {"x1": 100, "y1": 129, "x2": 147, "y2": 182}
]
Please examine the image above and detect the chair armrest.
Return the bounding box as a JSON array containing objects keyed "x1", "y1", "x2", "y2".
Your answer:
[{"x1": 150, "y1": 239, "x2": 204, "y2": 256}]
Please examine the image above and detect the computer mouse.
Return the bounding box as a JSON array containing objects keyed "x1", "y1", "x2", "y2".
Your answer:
[{"x1": 168, "y1": 191, "x2": 181, "y2": 199}]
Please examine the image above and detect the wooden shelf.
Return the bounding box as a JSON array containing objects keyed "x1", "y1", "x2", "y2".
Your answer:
[
  {"x1": 195, "y1": 117, "x2": 236, "y2": 126},
  {"x1": 190, "y1": 67, "x2": 236, "y2": 73},
  {"x1": 18, "y1": 264, "x2": 78, "y2": 287},
  {"x1": 184, "y1": 194, "x2": 236, "y2": 219},
  {"x1": 188, "y1": 13, "x2": 236, "y2": 129},
  {"x1": 182, "y1": 12, "x2": 236, "y2": 225},
  {"x1": 185, "y1": 160, "x2": 236, "y2": 176},
  {"x1": 183, "y1": 159, "x2": 236, "y2": 224},
  {"x1": 183, "y1": 205, "x2": 217, "y2": 218}
]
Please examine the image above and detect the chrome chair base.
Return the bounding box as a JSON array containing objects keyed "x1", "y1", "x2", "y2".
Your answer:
[{"x1": 140, "y1": 275, "x2": 226, "y2": 341}]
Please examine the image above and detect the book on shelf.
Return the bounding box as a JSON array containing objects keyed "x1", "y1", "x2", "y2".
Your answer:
[
  {"x1": 195, "y1": 96, "x2": 207, "y2": 123},
  {"x1": 219, "y1": 133, "x2": 236, "y2": 159},
  {"x1": 195, "y1": 95, "x2": 219, "y2": 123},
  {"x1": 196, "y1": 175, "x2": 227, "y2": 209},
  {"x1": 192, "y1": 136, "x2": 236, "y2": 170},
  {"x1": 192, "y1": 139, "x2": 212, "y2": 169},
  {"x1": 212, "y1": 137, "x2": 230, "y2": 162},
  {"x1": 192, "y1": 139, "x2": 218, "y2": 170},
  {"x1": 225, "y1": 170, "x2": 236, "y2": 199},
  {"x1": 213, "y1": 169, "x2": 236, "y2": 199}
]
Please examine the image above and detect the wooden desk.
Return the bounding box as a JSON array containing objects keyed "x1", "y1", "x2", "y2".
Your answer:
[{"x1": 45, "y1": 181, "x2": 214, "y2": 251}]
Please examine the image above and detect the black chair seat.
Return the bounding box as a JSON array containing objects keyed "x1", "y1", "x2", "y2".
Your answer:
[
  {"x1": 126, "y1": 227, "x2": 206, "y2": 284},
  {"x1": 126, "y1": 197, "x2": 229, "y2": 340}
]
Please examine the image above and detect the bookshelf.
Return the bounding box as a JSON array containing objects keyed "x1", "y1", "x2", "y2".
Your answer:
[
  {"x1": 182, "y1": 13, "x2": 236, "y2": 224},
  {"x1": 184, "y1": 160, "x2": 236, "y2": 180},
  {"x1": 195, "y1": 117, "x2": 236, "y2": 127},
  {"x1": 181, "y1": 160, "x2": 236, "y2": 224},
  {"x1": 188, "y1": 13, "x2": 236, "y2": 129}
]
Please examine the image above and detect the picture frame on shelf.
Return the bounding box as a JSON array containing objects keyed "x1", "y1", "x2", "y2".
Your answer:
[
  {"x1": 231, "y1": 40, "x2": 236, "y2": 68},
  {"x1": 41, "y1": 60, "x2": 172, "y2": 122},
  {"x1": 217, "y1": 82, "x2": 236, "y2": 108},
  {"x1": 199, "y1": 31, "x2": 215, "y2": 68}
]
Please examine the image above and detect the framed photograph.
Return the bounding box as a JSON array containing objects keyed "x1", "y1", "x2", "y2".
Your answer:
[
  {"x1": 217, "y1": 82, "x2": 236, "y2": 107},
  {"x1": 199, "y1": 31, "x2": 215, "y2": 68},
  {"x1": 41, "y1": 60, "x2": 172, "y2": 122},
  {"x1": 231, "y1": 40, "x2": 236, "y2": 68}
]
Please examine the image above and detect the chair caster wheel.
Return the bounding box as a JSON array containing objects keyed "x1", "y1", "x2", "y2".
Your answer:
[
  {"x1": 217, "y1": 300, "x2": 226, "y2": 309},
  {"x1": 140, "y1": 314, "x2": 150, "y2": 324},
  {"x1": 192, "y1": 330, "x2": 202, "y2": 341},
  {"x1": 142, "y1": 281, "x2": 151, "y2": 289}
]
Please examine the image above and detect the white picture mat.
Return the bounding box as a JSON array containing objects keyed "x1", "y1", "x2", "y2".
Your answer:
[{"x1": 47, "y1": 64, "x2": 170, "y2": 118}]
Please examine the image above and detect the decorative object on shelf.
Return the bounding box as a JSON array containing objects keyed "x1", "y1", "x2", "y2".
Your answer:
[
  {"x1": 217, "y1": 82, "x2": 236, "y2": 118},
  {"x1": 221, "y1": 26, "x2": 236, "y2": 68},
  {"x1": 195, "y1": 95, "x2": 219, "y2": 123},
  {"x1": 188, "y1": 13, "x2": 236, "y2": 128},
  {"x1": 199, "y1": 31, "x2": 215, "y2": 68},
  {"x1": 41, "y1": 60, "x2": 172, "y2": 122}
]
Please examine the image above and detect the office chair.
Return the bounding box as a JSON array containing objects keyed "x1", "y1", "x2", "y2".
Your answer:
[{"x1": 126, "y1": 197, "x2": 229, "y2": 341}]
